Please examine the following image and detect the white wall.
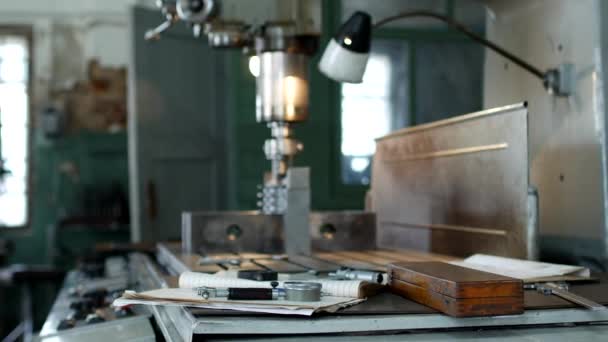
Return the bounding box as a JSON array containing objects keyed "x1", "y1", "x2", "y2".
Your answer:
[
  {"x1": 483, "y1": 0, "x2": 607, "y2": 260},
  {"x1": 0, "y1": 0, "x2": 156, "y2": 116}
]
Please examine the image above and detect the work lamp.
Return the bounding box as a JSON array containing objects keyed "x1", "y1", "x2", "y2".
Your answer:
[
  {"x1": 319, "y1": 10, "x2": 572, "y2": 97},
  {"x1": 318, "y1": 11, "x2": 371, "y2": 83}
]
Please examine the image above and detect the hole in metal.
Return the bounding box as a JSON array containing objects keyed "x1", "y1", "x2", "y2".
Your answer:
[
  {"x1": 226, "y1": 224, "x2": 242, "y2": 241},
  {"x1": 320, "y1": 223, "x2": 337, "y2": 240}
]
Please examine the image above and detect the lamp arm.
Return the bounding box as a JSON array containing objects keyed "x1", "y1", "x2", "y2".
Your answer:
[{"x1": 373, "y1": 11, "x2": 545, "y2": 81}]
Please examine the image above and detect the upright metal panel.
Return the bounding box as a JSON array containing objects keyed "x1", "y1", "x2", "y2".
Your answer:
[{"x1": 371, "y1": 103, "x2": 530, "y2": 258}]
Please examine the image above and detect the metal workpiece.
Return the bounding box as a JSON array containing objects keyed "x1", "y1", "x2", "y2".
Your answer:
[
  {"x1": 310, "y1": 211, "x2": 377, "y2": 251},
  {"x1": 182, "y1": 209, "x2": 377, "y2": 256},
  {"x1": 208, "y1": 170, "x2": 311, "y2": 256},
  {"x1": 181, "y1": 211, "x2": 284, "y2": 255},
  {"x1": 283, "y1": 167, "x2": 311, "y2": 256},
  {"x1": 259, "y1": 184, "x2": 288, "y2": 214},
  {"x1": 372, "y1": 103, "x2": 532, "y2": 258}
]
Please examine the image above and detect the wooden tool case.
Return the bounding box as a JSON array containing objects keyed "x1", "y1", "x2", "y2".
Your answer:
[{"x1": 388, "y1": 262, "x2": 524, "y2": 317}]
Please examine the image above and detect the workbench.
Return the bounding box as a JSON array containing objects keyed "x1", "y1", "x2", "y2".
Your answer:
[{"x1": 125, "y1": 243, "x2": 608, "y2": 341}]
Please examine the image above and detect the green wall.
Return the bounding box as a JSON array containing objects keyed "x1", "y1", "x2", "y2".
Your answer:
[{"x1": 0, "y1": 132, "x2": 130, "y2": 266}]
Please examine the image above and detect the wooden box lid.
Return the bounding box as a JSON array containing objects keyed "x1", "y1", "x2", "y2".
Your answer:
[{"x1": 388, "y1": 262, "x2": 523, "y2": 299}]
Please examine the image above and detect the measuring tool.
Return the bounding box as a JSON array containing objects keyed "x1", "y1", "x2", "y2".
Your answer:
[
  {"x1": 525, "y1": 282, "x2": 606, "y2": 311},
  {"x1": 195, "y1": 281, "x2": 322, "y2": 302},
  {"x1": 329, "y1": 267, "x2": 386, "y2": 284}
]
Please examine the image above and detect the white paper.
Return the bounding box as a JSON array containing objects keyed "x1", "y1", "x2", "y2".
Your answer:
[
  {"x1": 113, "y1": 288, "x2": 364, "y2": 316},
  {"x1": 178, "y1": 271, "x2": 363, "y2": 298},
  {"x1": 449, "y1": 254, "x2": 590, "y2": 281}
]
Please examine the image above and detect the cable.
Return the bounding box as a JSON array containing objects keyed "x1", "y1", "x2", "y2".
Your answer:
[{"x1": 373, "y1": 10, "x2": 545, "y2": 81}]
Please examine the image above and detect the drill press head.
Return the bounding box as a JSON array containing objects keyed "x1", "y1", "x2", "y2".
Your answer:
[{"x1": 251, "y1": 23, "x2": 318, "y2": 213}]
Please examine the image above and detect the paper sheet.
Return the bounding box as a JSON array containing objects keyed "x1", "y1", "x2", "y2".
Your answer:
[
  {"x1": 113, "y1": 288, "x2": 364, "y2": 316},
  {"x1": 178, "y1": 271, "x2": 364, "y2": 298},
  {"x1": 449, "y1": 254, "x2": 590, "y2": 281}
]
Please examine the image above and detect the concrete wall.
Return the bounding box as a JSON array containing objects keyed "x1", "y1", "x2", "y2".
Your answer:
[{"x1": 483, "y1": 0, "x2": 608, "y2": 263}]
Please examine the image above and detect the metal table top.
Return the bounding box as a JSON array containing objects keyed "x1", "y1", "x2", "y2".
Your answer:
[{"x1": 131, "y1": 251, "x2": 608, "y2": 341}]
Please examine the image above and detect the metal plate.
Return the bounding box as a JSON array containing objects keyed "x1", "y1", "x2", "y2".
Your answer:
[
  {"x1": 309, "y1": 211, "x2": 376, "y2": 251},
  {"x1": 183, "y1": 210, "x2": 377, "y2": 255},
  {"x1": 182, "y1": 211, "x2": 284, "y2": 255},
  {"x1": 372, "y1": 103, "x2": 531, "y2": 258}
]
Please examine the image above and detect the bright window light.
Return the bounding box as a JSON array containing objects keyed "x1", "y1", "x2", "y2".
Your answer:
[
  {"x1": 340, "y1": 54, "x2": 392, "y2": 185},
  {"x1": 0, "y1": 34, "x2": 30, "y2": 228},
  {"x1": 248, "y1": 55, "x2": 260, "y2": 77}
]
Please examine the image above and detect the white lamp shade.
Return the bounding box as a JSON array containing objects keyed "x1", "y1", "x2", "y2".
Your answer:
[{"x1": 318, "y1": 39, "x2": 370, "y2": 83}]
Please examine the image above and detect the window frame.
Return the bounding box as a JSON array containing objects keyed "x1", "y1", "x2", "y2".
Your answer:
[
  {"x1": 328, "y1": 0, "x2": 484, "y2": 201},
  {"x1": 0, "y1": 25, "x2": 34, "y2": 230}
]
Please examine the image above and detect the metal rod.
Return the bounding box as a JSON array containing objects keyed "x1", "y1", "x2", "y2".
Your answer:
[
  {"x1": 144, "y1": 20, "x2": 174, "y2": 41},
  {"x1": 373, "y1": 11, "x2": 545, "y2": 80}
]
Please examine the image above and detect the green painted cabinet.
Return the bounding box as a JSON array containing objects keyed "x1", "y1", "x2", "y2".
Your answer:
[{"x1": 1, "y1": 132, "x2": 130, "y2": 266}]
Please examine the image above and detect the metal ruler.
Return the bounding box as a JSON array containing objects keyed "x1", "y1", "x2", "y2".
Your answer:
[{"x1": 526, "y1": 282, "x2": 606, "y2": 311}]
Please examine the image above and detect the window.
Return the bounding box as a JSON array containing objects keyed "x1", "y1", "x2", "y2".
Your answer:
[
  {"x1": 0, "y1": 29, "x2": 31, "y2": 228},
  {"x1": 340, "y1": 40, "x2": 409, "y2": 185},
  {"x1": 337, "y1": 0, "x2": 486, "y2": 187}
]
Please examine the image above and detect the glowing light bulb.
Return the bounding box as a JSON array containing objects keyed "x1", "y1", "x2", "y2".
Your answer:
[{"x1": 282, "y1": 76, "x2": 308, "y2": 119}]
